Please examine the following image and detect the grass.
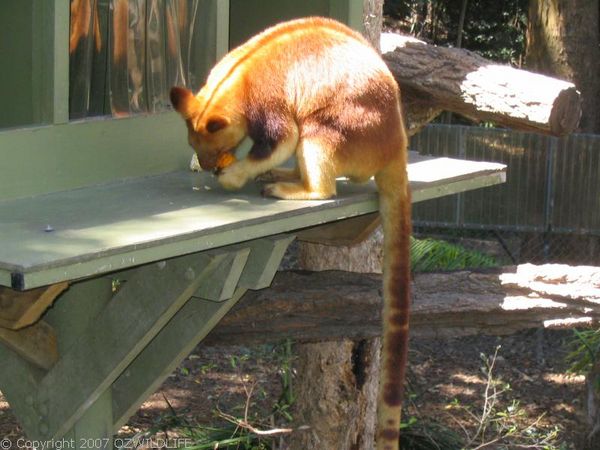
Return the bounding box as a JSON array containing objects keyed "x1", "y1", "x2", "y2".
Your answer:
[
  {"x1": 134, "y1": 341, "x2": 296, "y2": 450},
  {"x1": 401, "y1": 346, "x2": 568, "y2": 450}
]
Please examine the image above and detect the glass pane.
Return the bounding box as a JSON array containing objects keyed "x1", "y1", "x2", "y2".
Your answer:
[{"x1": 69, "y1": 0, "x2": 216, "y2": 120}]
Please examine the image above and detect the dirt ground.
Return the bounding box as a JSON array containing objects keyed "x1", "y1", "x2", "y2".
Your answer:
[{"x1": 0, "y1": 328, "x2": 589, "y2": 449}]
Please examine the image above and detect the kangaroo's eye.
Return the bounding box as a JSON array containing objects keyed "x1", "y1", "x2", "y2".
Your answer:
[{"x1": 205, "y1": 116, "x2": 229, "y2": 133}]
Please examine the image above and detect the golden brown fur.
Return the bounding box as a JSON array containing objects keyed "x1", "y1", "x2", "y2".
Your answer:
[{"x1": 171, "y1": 17, "x2": 411, "y2": 450}]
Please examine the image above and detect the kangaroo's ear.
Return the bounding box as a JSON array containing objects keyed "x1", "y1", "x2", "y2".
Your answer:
[
  {"x1": 205, "y1": 115, "x2": 230, "y2": 133},
  {"x1": 170, "y1": 86, "x2": 200, "y2": 119}
]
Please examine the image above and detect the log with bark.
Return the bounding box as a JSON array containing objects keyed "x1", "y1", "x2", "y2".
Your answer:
[
  {"x1": 205, "y1": 264, "x2": 600, "y2": 345},
  {"x1": 380, "y1": 33, "x2": 582, "y2": 137}
]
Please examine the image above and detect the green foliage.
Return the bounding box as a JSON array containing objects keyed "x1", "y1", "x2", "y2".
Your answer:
[
  {"x1": 384, "y1": 0, "x2": 528, "y2": 65},
  {"x1": 272, "y1": 339, "x2": 296, "y2": 422},
  {"x1": 410, "y1": 236, "x2": 498, "y2": 272},
  {"x1": 567, "y1": 328, "x2": 600, "y2": 375},
  {"x1": 179, "y1": 423, "x2": 272, "y2": 450}
]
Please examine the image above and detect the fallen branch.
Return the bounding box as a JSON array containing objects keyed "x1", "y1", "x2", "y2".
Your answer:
[{"x1": 204, "y1": 264, "x2": 600, "y2": 345}]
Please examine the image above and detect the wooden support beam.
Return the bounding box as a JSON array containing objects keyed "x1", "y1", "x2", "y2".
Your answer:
[
  {"x1": 381, "y1": 33, "x2": 582, "y2": 137},
  {"x1": 1, "y1": 236, "x2": 295, "y2": 441},
  {"x1": 32, "y1": 251, "x2": 229, "y2": 440},
  {"x1": 111, "y1": 250, "x2": 249, "y2": 427},
  {"x1": 237, "y1": 235, "x2": 296, "y2": 290},
  {"x1": 0, "y1": 344, "x2": 45, "y2": 436},
  {"x1": 112, "y1": 236, "x2": 293, "y2": 430},
  {"x1": 0, "y1": 282, "x2": 68, "y2": 329},
  {"x1": 63, "y1": 390, "x2": 113, "y2": 449},
  {"x1": 193, "y1": 249, "x2": 250, "y2": 301},
  {"x1": 0, "y1": 321, "x2": 58, "y2": 370},
  {"x1": 112, "y1": 288, "x2": 248, "y2": 431}
]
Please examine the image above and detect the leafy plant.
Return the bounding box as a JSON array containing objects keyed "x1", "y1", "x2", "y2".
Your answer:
[
  {"x1": 410, "y1": 236, "x2": 498, "y2": 272},
  {"x1": 567, "y1": 328, "x2": 600, "y2": 375}
]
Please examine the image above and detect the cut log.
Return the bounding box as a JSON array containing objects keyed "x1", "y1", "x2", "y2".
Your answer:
[
  {"x1": 204, "y1": 264, "x2": 600, "y2": 345},
  {"x1": 381, "y1": 33, "x2": 582, "y2": 137}
]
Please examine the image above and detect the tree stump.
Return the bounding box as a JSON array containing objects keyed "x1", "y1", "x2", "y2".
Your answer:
[
  {"x1": 587, "y1": 361, "x2": 600, "y2": 448},
  {"x1": 284, "y1": 339, "x2": 380, "y2": 450}
]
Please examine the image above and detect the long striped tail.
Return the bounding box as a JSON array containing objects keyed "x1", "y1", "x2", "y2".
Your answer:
[{"x1": 374, "y1": 154, "x2": 412, "y2": 450}]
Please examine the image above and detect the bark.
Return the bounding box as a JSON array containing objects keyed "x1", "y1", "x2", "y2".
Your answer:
[
  {"x1": 381, "y1": 33, "x2": 582, "y2": 136},
  {"x1": 587, "y1": 361, "x2": 600, "y2": 448},
  {"x1": 282, "y1": 339, "x2": 380, "y2": 450},
  {"x1": 362, "y1": 0, "x2": 384, "y2": 50},
  {"x1": 526, "y1": 0, "x2": 600, "y2": 133}
]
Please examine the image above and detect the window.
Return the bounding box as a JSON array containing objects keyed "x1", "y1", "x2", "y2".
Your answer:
[{"x1": 69, "y1": 0, "x2": 217, "y2": 119}]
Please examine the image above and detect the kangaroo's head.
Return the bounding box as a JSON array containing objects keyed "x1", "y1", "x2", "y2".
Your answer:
[{"x1": 170, "y1": 86, "x2": 246, "y2": 172}]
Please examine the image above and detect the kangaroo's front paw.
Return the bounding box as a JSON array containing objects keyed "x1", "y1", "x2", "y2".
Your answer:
[
  {"x1": 218, "y1": 163, "x2": 249, "y2": 190},
  {"x1": 261, "y1": 183, "x2": 279, "y2": 198},
  {"x1": 255, "y1": 171, "x2": 277, "y2": 183},
  {"x1": 256, "y1": 167, "x2": 300, "y2": 183}
]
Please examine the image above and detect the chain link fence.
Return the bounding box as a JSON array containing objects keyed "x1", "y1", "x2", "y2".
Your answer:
[{"x1": 411, "y1": 125, "x2": 600, "y2": 266}]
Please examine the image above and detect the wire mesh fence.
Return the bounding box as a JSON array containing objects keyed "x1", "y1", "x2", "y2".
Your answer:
[{"x1": 410, "y1": 125, "x2": 600, "y2": 265}]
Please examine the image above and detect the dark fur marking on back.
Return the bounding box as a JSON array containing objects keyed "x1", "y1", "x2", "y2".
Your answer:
[{"x1": 246, "y1": 103, "x2": 289, "y2": 161}]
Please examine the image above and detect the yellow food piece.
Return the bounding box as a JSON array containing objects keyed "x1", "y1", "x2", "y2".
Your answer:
[{"x1": 217, "y1": 152, "x2": 236, "y2": 169}]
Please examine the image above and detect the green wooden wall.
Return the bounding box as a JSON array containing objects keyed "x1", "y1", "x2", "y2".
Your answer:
[
  {"x1": 229, "y1": 0, "x2": 363, "y2": 48},
  {"x1": 0, "y1": 3, "x2": 37, "y2": 128}
]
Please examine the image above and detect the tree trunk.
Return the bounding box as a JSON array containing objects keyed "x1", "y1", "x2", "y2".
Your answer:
[
  {"x1": 362, "y1": 0, "x2": 384, "y2": 50},
  {"x1": 587, "y1": 361, "x2": 600, "y2": 447},
  {"x1": 283, "y1": 339, "x2": 380, "y2": 450},
  {"x1": 526, "y1": 0, "x2": 600, "y2": 133}
]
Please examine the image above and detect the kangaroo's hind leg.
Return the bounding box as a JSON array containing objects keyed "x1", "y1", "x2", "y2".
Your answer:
[{"x1": 262, "y1": 137, "x2": 336, "y2": 200}]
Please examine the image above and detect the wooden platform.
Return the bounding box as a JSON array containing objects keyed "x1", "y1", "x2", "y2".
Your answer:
[
  {"x1": 0, "y1": 152, "x2": 505, "y2": 442},
  {"x1": 0, "y1": 152, "x2": 505, "y2": 290}
]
